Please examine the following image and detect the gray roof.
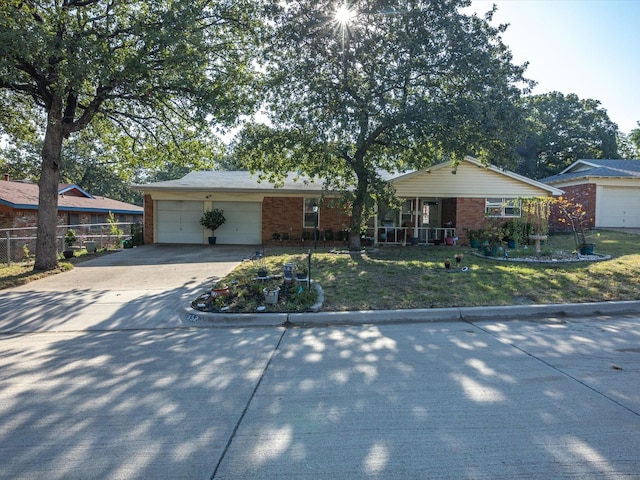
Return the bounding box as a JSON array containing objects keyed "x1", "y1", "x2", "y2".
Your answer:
[
  {"x1": 540, "y1": 159, "x2": 640, "y2": 184},
  {"x1": 134, "y1": 171, "x2": 328, "y2": 192},
  {"x1": 134, "y1": 169, "x2": 414, "y2": 193}
]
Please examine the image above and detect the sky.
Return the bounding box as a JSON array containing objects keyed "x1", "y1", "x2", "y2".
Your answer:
[{"x1": 469, "y1": 0, "x2": 640, "y2": 134}]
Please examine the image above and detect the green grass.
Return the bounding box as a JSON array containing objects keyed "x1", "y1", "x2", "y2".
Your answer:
[
  {"x1": 226, "y1": 230, "x2": 640, "y2": 311},
  {"x1": 2, "y1": 231, "x2": 638, "y2": 312},
  {"x1": 0, "y1": 249, "x2": 110, "y2": 290}
]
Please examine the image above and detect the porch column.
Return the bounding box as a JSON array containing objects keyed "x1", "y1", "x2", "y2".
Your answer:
[{"x1": 373, "y1": 203, "x2": 379, "y2": 245}]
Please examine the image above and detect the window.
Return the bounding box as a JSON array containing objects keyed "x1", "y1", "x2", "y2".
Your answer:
[
  {"x1": 90, "y1": 214, "x2": 106, "y2": 230},
  {"x1": 68, "y1": 213, "x2": 79, "y2": 227},
  {"x1": 303, "y1": 198, "x2": 319, "y2": 228},
  {"x1": 485, "y1": 198, "x2": 521, "y2": 218}
]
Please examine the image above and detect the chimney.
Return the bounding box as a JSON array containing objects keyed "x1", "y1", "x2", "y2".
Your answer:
[{"x1": 3, "y1": 174, "x2": 9, "y2": 181}]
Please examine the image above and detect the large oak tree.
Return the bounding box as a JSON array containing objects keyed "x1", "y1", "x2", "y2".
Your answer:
[
  {"x1": 0, "y1": 0, "x2": 262, "y2": 270},
  {"x1": 235, "y1": 0, "x2": 530, "y2": 250},
  {"x1": 516, "y1": 92, "x2": 620, "y2": 179}
]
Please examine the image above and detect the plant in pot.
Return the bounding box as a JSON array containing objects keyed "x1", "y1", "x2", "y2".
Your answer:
[
  {"x1": 502, "y1": 219, "x2": 523, "y2": 249},
  {"x1": 63, "y1": 228, "x2": 77, "y2": 258},
  {"x1": 483, "y1": 216, "x2": 506, "y2": 256},
  {"x1": 200, "y1": 208, "x2": 225, "y2": 244},
  {"x1": 256, "y1": 257, "x2": 268, "y2": 279},
  {"x1": 465, "y1": 228, "x2": 484, "y2": 249},
  {"x1": 296, "y1": 263, "x2": 308, "y2": 280}
]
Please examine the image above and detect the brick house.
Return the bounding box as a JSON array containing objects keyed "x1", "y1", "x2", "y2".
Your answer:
[
  {"x1": 540, "y1": 159, "x2": 640, "y2": 231},
  {"x1": 0, "y1": 177, "x2": 143, "y2": 259},
  {"x1": 134, "y1": 156, "x2": 561, "y2": 247}
]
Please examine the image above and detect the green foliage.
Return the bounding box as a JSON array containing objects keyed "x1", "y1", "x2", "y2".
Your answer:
[
  {"x1": 64, "y1": 229, "x2": 77, "y2": 248},
  {"x1": 517, "y1": 92, "x2": 621, "y2": 178},
  {"x1": 107, "y1": 212, "x2": 124, "y2": 241},
  {"x1": 521, "y1": 197, "x2": 553, "y2": 236},
  {"x1": 0, "y1": 0, "x2": 265, "y2": 270},
  {"x1": 234, "y1": 0, "x2": 530, "y2": 249},
  {"x1": 200, "y1": 209, "x2": 226, "y2": 233}
]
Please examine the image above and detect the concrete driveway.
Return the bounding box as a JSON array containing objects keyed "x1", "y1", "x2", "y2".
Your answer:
[{"x1": 0, "y1": 244, "x2": 256, "y2": 333}]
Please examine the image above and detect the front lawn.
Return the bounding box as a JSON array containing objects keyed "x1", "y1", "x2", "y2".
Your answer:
[{"x1": 217, "y1": 230, "x2": 639, "y2": 312}]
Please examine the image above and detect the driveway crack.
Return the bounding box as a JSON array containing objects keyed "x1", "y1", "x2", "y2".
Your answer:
[
  {"x1": 470, "y1": 321, "x2": 640, "y2": 419},
  {"x1": 210, "y1": 327, "x2": 287, "y2": 479}
]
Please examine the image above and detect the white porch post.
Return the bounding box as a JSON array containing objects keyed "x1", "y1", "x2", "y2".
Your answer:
[{"x1": 373, "y1": 203, "x2": 379, "y2": 245}]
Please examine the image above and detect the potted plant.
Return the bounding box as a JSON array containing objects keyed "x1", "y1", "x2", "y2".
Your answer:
[
  {"x1": 465, "y1": 229, "x2": 484, "y2": 249},
  {"x1": 503, "y1": 220, "x2": 522, "y2": 249},
  {"x1": 256, "y1": 257, "x2": 268, "y2": 279},
  {"x1": 296, "y1": 264, "x2": 308, "y2": 280},
  {"x1": 63, "y1": 228, "x2": 76, "y2": 258},
  {"x1": 200, "y1": 208, "x2": 225, "y2": 244},
  {"x1": 263, "y1": 286, "x2": 280, "y2": 304}
]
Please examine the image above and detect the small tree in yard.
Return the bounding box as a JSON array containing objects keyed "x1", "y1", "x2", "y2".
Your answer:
[{"x1": 554, "y1": 197, "x2": 591, "y2": 251}]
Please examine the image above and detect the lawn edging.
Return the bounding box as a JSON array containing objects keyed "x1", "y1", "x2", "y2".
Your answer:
[{"x1": 182, "y1": 299, "x2": 640, "y2": 328}]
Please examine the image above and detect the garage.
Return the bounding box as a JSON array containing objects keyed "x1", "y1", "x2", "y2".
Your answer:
[
  {"x1": 598, "y1": 186, "x2": 640, "y2": 228},
  {"x1": 156, "y1": 200, "x2": 204, "y2": 244},
  {"x1": 212, "y1": 201, "x2": 262, "y2": 244}
]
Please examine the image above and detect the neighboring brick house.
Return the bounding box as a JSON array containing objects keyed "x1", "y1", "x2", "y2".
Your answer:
[
  {"x1": 134, "y1": 156, "x2": 561, "y2": 247},
  {"x1": 540, "y1": 159, "x2": 640, "y2": 230},
  {"x1": 0, "y1": 176, "x2": 143, "y2": 259}
]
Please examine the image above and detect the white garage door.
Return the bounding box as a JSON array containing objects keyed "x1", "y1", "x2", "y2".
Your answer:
[
  {"x1": 213, "y1": 201, "x2": 262, "y2": 244},
  {"x1": 598, "y1": 187, "x2": 640, "y2": 228},
  {"x1": 156, "y1": 200, "x2": 204, "y2": 244}
]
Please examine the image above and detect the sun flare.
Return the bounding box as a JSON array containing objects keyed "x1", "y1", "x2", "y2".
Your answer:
[{"x1": 334, "y1": 4, "x2": 356, "y2": 25}]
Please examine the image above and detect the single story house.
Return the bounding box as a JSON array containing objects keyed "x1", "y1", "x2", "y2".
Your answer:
[
  {"x1": 0, "y1": 177, "x2": 143, "y2": 230},
  {"x1": 134, "y1": 156, "x2": 562, "y2": 246},
  {"x1": 540, "y1": 159, "x2": 640, "y2": 230},
  {"x1": 1, "y1": 177, "x2": 143, "y2": 261}
]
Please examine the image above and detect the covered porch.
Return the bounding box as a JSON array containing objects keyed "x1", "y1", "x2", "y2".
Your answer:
[{"x1": 368, "y1": 197, "x2": 457, "y2": 246}]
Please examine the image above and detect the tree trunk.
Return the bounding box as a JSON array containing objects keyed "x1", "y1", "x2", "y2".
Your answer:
[
  {"x1": 33, "y1": 99, "x2": 64, "y2": 271},
  {"x1": 348, "y1": 174, "x2": 368, "y2": 251}
]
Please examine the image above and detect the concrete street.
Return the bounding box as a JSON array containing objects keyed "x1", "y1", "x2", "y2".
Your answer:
[{"x1": 0, "y1": 246, "x2": 639, "y2": 479}]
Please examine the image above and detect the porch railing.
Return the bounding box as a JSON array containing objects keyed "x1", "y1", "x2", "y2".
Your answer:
[{"x1": 374, "y1": 226, "x2": 456, "y2": 245}]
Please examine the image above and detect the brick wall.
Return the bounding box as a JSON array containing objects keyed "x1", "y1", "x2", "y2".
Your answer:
[
  {"x1": 550, "y1": 184, "x2": 596, "y2": 232},
  {"x1": 143, "y1": 194, "x2": 154, "y2": 244},
  {"x1": 261, "y1": 196, "x2": 351, "y2": 246},
  {"x1": 456, "y1": 198, "x2": 486, "y2": 244}
]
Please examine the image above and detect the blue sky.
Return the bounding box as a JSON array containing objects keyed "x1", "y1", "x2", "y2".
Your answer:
[{"x1": 470, "y1": 0, "x2": 640, "y2": 134}]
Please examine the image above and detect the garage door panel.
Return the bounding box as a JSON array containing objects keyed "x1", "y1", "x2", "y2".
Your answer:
[
  {"x1": 598, "y1": 187, "x2": 640, "y2": 228},
  {"x1": 213, "y1": 201, "x2": 261, "y2": 244},
  {"x1": 156, "y1": 201, "x2": 203, "y2": 244}
]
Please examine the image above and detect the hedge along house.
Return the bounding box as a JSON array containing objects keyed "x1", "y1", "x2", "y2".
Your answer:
[
  {"x1": 540, "y1": 159, "x2": 640, "y2": 230},
  {"x1": 134, "y1": 156, "x2": 562, "y2": 247}
]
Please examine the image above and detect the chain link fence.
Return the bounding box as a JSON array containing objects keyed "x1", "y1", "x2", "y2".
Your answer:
[{"x1": 0, "y1": 223, "x2": 143, "y2": 265}]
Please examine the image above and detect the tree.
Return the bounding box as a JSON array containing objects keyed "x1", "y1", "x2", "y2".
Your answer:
[
  {"x1": 234, "y1": 0, "x2": 530, "y2": 250},
  {"x1": 516, "y1": 92, "x2": 620, "y2": 179},
  {"x1": 0, "y1": 1, "x2": 262, "y2": 270},
  {"x1": 628, "y1": 122, "x2": 640, "y2": 158}
]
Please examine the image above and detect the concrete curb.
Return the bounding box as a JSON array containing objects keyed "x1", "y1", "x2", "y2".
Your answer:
[{"x1": 183, "y1": 300, "x2": 640, "y2": 328}]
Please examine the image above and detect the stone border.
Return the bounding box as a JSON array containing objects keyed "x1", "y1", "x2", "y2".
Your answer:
[{"x1": 471, "y1": 252, "x2": 611, "y2": 263}]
